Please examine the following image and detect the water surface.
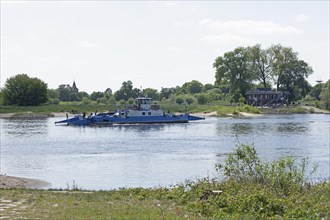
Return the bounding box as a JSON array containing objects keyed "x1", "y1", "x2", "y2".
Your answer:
[{"x1": 1, "y1": 114, "x2": 329, "y2": 190}]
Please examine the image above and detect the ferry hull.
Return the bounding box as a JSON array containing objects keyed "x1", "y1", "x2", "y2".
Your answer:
[{"x1": 55, "y1": 114, "x2": 204, "y2": 126}]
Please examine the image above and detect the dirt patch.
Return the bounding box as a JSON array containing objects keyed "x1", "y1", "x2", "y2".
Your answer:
[{"x1": 0, "y1": 175, "x2": 50, "y2": 189}]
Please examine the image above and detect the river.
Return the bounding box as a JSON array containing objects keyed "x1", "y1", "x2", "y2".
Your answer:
[{"x1": 0, "y1": 114, "x2": 329, "y2": 190}]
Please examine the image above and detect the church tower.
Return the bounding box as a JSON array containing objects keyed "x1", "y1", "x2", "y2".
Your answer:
[{"x1": 72, "y1": 80, "x2": 79, "y2": 93}]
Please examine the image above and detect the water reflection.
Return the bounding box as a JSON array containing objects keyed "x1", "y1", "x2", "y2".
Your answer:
[
  {"x1": 276, "y1": 122, "x2": 309, "y2": 134},
  {"x1": 2, "y1": 118, "x2": 48, "y2": 137},
  {"x1": 231, "y1": 123, "x2": 253, "y2": 135}
]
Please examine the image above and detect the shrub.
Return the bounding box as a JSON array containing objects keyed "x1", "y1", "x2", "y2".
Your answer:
[
  {"x1": 52, "y1": 98, "x2": 60, "y2": 105},
  {"x1": 82, "y1": 97, "x2": 91, "y2": 105},
  {"x1": 215, "y1": 144, "x2": 317, "y2": 194}
]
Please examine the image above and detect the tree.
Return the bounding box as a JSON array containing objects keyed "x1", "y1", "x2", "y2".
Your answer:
[
  {"x1": 57, "y1": 84, "x2": 72, "y2": 101},
  {"x1": 309, "y1": 83, "x2": 324, "y2": 100},
  {"x1": 114, "y1": 80, "x2": 138, "y2": 101},
  {"x1": 90, "y1": 91, "x2": 104, "y2": 101},
  {"x1": 2, "y1": 74, "x2": 48, "y2": 106},
  {"x1": 203, "y1": 83, "x2": 214, "y2": 92},
  {"x1": 196, "y1": 93, "x2": 209, "y2": 105},
  {"x1": 160, "y1": 87, "x2": 177, "y2": 100},
  {"x1": 143, "y1": 88, "x2": 160, "y2": 101},
  {"x1": 320, "y1": 80, "x2": 330, "y2": 110},
  {"x1": 185, "y1": 96, "x2": 194, "y2": 105},
  {"x1": 47, "y1": 89, "x2": 60, "y2": 100},
  {"x1": 187, "y1": 80, "x2": 203, "y2": 94},
  {"x1": 270, "y1": 44, "x2": 313, "y2": 99},
  {"x1": 249, "y1": 44, "x2": 273, "y2": 88},
  {"x1": 214, "y1": 47, "x2": 254, "y2": 97},
  {"x1": 175, "y1": 96, "x2": 184, "y2": 105}
]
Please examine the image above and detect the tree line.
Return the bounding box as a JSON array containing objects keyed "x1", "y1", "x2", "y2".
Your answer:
[{"x1": 0, "y1": 44, "x2": 329, "y2": 109}]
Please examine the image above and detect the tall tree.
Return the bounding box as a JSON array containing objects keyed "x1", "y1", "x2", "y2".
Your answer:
[
  {"x1": 2, "y1": 74, "x2": 48, "y2": 106},
  {"x1": 249, "y1": 44, "x2": 273, "y2": 88},
  {"x1": 114, "y1": 80, "x2": 139, "y2": 101},
  {"x1": 187, "y1": 80, "x2": 203, "y2": 94},
  {"x1": 143, "y1": 88, "x2": 160, "y2": 101},
  {"x1": 270, "y1": 44, "x2": 313, "y2": 93},
  {"x1": 57, "y1": 84, "x2": 72, "y2": 101},
  {"x1": 270, "y1": 45, "x2": 313, "y2": 100},
  {"x1": 214, "y1": 47, "x2": 254, "y2": 97}
]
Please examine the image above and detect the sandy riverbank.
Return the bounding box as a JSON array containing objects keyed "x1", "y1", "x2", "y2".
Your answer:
[{"x1": 0, "y1": 175, "x2": 50, "y2": 189}]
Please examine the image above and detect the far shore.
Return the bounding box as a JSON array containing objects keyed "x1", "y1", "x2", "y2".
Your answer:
[
  {"x1": 0, "y1": 106, "x2": 329, "y2": 119},
  {"x1": 0, "y1": 111, "x2": 259, "y2": 119}
]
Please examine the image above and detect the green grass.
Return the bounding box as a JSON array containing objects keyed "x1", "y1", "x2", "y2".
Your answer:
[
  {"x1": 0, "y1": 102, "x2": 318, "y2": 117},
  {"x1": 0, "y1": 103, "x2": 112, "y2": 115}
]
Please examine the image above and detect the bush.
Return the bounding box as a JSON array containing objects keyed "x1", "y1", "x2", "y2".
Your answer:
[
  {"x1": 82, "y1": 97, "x2": 91, "y2": 105},
  {"x1": 215, "y1": 144, "x2": 317, "y2": 194},
  {"x1": 52, "y1": 98, "x2": 60, "y2": 105}
]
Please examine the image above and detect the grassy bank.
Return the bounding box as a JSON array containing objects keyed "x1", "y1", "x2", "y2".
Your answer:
[
  {"x1": 1, "y1": 102, "x2": 312, "y2": 117},
  {"x1": 1, "y1": 144, "x2": 329, "y2": 219}
]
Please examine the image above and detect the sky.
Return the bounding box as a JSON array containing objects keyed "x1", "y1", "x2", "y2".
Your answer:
[{"x1": 1, "y1": 1, "x2": 329, "y2": 94}]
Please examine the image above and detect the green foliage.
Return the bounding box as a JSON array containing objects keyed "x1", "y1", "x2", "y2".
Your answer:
[
  {"x1": 56, "y1": 84, "x2": 82, "y2": 102},
  {"x1": 175, "y1": 96, "x2": 184, "y2": 105},
  {"x1": 96, "y1": 97, "x2": 108, "y2": 105},
  {"x1": 320, "y1": 80, "x2": 330, "y2": 110},
  {"x1": 82, "y1": 97, "x2": 91, "y2": 105},
  {"x1": 128, "y1": 97, "x2": 135, "y2": 105},
  {"x1": 52, "y1": 98, "x2": 60, "y2": 105},
  {"x1": 214, "y1": 44, "x2": 313, "y2": 102},
  {"x1": 90, "y1": 91, "x2": 104, "y2": 101},
  {"x1": 309, "y1": 83, "x2": 324, "y2": 100},
  {"x1": 2, "y1": 74, "x2": 48, "y2": 106},
  {"x1": 185, "y1": 96, "x2": 194, "y2": 105},
  {"x1": 47, "y1": 89, "x2": 59, "y2": 99},
  {"x1": 143, "y1": 88, "x2": 160, "y2": 101},
  {"x1": 215, "y1": 144, "x2": 317, "y2": 194},
  {"x1": 196, "y1": 93, "x2": 209, "y2": 105},
  {"x1": 160, "y1": 87, "x2": 177, "y2": 100},
  {"x1": 114, "y1": 81, "x2": 141, "y2": 101},
  {"x1": 214, "y1": 47, "x2": 254, "y2": 97},
  {"x1": 108, "y1": 97, "x2": 117, "y2": 108}
]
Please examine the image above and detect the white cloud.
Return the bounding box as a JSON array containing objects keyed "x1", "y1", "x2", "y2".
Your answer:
[
  {"x1": 199, "y1": 19, "x2": 302, "y2": 35},
  {"x1": 77, "y1": 40, "x2": 101, "y2": 48},
  {"x1": 295, "y1": 14, "x2": 311, "y2": 23},
  {"x1": 201, "y1": 34, "x2": 252, "y2": 45}
]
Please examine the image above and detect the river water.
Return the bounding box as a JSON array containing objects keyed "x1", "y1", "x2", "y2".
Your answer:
[{"x1": 0, "y1": 114, "x2": 329, "y2": 190}]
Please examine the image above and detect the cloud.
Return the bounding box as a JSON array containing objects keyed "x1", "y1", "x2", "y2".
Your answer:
[
  {"x1": 201, "y1": 34, "x2": 252, "y2": 45},
  {"x1": 199, "y1": 19, "x2": 302, "y2": 35},
  {"x1": 77, "y1": 40, "x2": 101, "y2": 48},
  {"x1": 295, "y1": 14, "x2": 311, "y2": 23}
]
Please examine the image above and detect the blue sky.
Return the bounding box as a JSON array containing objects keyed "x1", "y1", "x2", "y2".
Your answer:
[{"x1": 1, "y1": 1, "x2": 329, "y2": 93}]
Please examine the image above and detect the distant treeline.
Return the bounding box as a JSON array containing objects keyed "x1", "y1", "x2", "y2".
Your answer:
[{"x1": 0, "y1": 44, "x2": 329, "y2": 109}]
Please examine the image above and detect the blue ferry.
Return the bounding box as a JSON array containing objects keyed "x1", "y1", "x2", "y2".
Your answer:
[{"x1": 55, "y1": 97, "x2": 204, "y2": 125}]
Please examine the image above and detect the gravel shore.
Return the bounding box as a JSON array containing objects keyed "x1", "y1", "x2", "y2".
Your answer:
[{"x1": 0, "y1": 175, "x2": 50, "y2": 189}]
